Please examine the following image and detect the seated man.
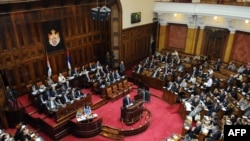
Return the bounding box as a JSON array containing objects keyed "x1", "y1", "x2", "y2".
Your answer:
[
  {"x1": 185, "y1": 120, "x2": 202, "y2": 139},
  {"x1": 46, "y1": 97, "x2": 58, "y2": 113},
  {"x1": 135, "y1": 64, "x2": 144, "y2": 74}
]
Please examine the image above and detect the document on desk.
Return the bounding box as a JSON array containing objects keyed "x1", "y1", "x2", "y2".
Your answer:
[{"x1": 126, "y1": 103, "x2": 133, "y2": 108}]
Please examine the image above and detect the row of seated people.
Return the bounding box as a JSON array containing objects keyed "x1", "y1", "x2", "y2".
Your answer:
[
  {"x1": 51, "y1": 62, "x2": 125, "y2": 93},
  {"x1": 27, "y1": 60, "x2": 128, "y2": 115},
  {"x1": 29, "y1": 80, "x2": 88, "y2": 115},
  {"x1": 134, "y1": 50, "x2": 249, "y2": 140},
  {"x1": 155, "y1": 52, "x2": 250, "y2": 141},
  {"x1": 0, "y1": 122, "x2": 44, "y2": 141},
  {"x1": 0, "y1": 129, "x2": 14, "y2": 141}
]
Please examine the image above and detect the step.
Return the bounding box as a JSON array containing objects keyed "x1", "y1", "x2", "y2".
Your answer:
[
  {"x1": 25, "y1": 105, "x2": 38, "y2": 115},
  {"x1": 91, "y1": 99, "x2": 109, "y2": 110},
  {"x1": 101, "y1": 126, "x2": 120, "y2": 135},
  {"x1": 99, "y1": 131, "x2": 124, "y2": 140}
]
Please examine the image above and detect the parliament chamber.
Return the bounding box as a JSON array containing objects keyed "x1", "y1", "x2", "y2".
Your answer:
[{"x1": 0, "y1": 0, "x2": 250, "y2": 141}]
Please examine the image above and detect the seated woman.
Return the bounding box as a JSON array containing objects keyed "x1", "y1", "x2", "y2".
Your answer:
[{"x1": 84, "y1": 104, "x2": 92, "y2": 116}]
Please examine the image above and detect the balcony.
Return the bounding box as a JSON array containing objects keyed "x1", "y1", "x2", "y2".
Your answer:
[{"x1": 155, "y1": 0, "x2": 250, "y2": 7}]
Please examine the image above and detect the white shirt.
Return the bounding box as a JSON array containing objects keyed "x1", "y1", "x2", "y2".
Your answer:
[
  {"x1": 204, "y1": 78, "x2": 213, "y2": 87},
  {"x1": 189, "y1": 77, "x2": 196, "y2": 84},
  {"x1": 58, "y1": 75, "x2": 66, "y2": 83}
]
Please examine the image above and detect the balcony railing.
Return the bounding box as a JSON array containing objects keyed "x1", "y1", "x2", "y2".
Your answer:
[{"x1": 155, "y1": 0, "x2": 250, "y2": 7}]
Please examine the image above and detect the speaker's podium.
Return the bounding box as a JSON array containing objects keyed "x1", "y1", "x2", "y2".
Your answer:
[{"x1": 120, "y1": 100, "x2": 144, "y2": 125}]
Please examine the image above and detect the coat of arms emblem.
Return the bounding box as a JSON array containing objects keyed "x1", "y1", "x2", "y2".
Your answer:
[{"x1": 48, "y1": 29, "x2": 60, "y2": 47}]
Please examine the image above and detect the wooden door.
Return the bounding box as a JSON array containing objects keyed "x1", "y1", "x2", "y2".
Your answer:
[{"x1": 202, "y1": 26, "x2": 229, "y2": 60}]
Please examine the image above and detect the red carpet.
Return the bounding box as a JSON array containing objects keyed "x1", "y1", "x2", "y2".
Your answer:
[
  {"x1": 12, "y1": 85, "x2": 183, "y2": 141},
  {"x1": 82, "y1": 88, "x2": 104, "y2": 104},
  {"x1": 150, "y1": 87, "x2": 163, "y2": 98},
  {"x1": 60, "y1": 88, "x2": 183, "y2": 141}
]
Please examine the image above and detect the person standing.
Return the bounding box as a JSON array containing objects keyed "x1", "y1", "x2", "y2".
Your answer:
[
  {"x1": 119, "y1": 60, "x2": 125, "y2": 76},
  {"x1": 123, "y1": 94, "x2": 132, "y2": 107},
  {"x1": 6, "y1": 86, "x2": 19, "y2": 110}
]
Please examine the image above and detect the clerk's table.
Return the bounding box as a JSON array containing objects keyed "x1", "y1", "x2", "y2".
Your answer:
[{"x1": 70, "y1": 113, "x2": 103, "y2": 138}]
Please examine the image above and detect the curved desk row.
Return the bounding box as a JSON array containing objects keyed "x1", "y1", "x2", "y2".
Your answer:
[{"x1": 70, "y1": 116, "x2": 103, "y2": 138}]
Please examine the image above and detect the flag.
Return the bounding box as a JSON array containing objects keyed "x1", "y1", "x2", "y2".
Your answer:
[
  {"x1": 46, "y1": 54, "x2": 52, "y2": 77},
  {"x1": 67, "y1": 49, "x2": 71, "y2": 70}
]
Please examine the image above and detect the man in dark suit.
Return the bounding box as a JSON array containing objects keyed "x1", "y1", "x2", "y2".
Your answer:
[
  {"x1": 6, "y1": 86, "x2": 19, "y2": 110},
  {"x1": 37, "y1": 93, "x2": 47, "y2": 113},
  {"x1": 135, "y1": 64, "x2": 144, "y2": 74},
  {"x1": 187, "y1": 120, "x2": 202, "y2": 139},
  {"x1": 123, "y1": 94, "x2": 132, "y2": 107}
]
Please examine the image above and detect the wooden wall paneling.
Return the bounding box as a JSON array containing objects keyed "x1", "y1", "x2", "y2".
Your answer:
[
  {"x1": 76, "y1": 6, "x2": 84, "y2": 34},
  {"x1": 0, "y1": 56, "x2": 3, "y2": 70},
  {"x1": 5, "y1": 54, "x2": 14, "y2": 68},
  {"x1": 12, "y1": 52, "x2": 21, "y2": 68},
  {"x1": 28, "y1": 61, "x2": 36, "y2": 84},
  {"x1": 25, "y1": 13, "x2": 37, "y2": 45},
  {"x1": 70, "y1": 49, "x2": 77, "y2": 68},
  {"x1": 19, "y1": 13, "x2": 29, "y2": 46},
  {"x1": 0, "y1": 19, "x2": 6, "y2": 51},
  {"x1": 62, "y1": 18, "x2": 69, "y2": 37},
  {"x1": 78, "y1": 47, "x2": 84, "y2": 67},
  {"x1": 33, "y1": 59, "x2": 45, "y2": 82},
  {"x1": 16, "y1": 65, "x2": 24, "y2": 94},
  {"x1": 84, "y1": 46, "x2": 93, "y2": 63},
  {"x1": 80, "y1": 47, "x2": 85, "y2": 65},
  {"x1": 58, "y1": 52, "x2": 64, "y2": 73},
  {"x1": 3, "y1": 15, "x2": 16, "y2": 50},
  {"x1": 10, "y1": 13, "x2": 21, "y2": 48},
  {"x1": 65, "y1": 7, "x2": 73, "y2": 36},
  {"x1": 78, "y1": 47, "x2": 83, "y2": 66},
  {"x1": 15, "y1": 23, "x2": 25, "y2": 47},
  {"x1": 71, "y1": 6, "x2": 78, "y2": 35}
]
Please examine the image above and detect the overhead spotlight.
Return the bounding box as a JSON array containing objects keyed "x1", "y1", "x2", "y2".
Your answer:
[
  {"x1": 99, "y1": 5, "x2": 111, "y2": 21},
  {"x1": 90, "y1": 0, "x2": 111, "y2": 21},
  {"x1": 245, "y1": 20, "x2": 249, "y2": 24},
  {"x1": 91, "y1": 7, "x2": 100, "y2": 20}
]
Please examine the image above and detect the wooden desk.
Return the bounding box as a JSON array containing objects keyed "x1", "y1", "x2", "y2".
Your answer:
[
  {"x1": 120, "y1": 100, "x2": 144, "y2": 125},
  {"x1": 70, "y1": 116, "x2": 103, "y2": 138},
  {"x1": 132, "y1": 71, "x2": 165, "y2": 90},
  {"x1": 162, "y1": 89, "x2": 178, "y2": 105},
  {"x1": 68, "y1": 75, "x2": 85, "y2": 88},
  {"x1": 178, "y1": 102, "x2": 189, "y2": 122},
  {"x1": 55, "y1": 94, "x2": 92, "y2": 122}
]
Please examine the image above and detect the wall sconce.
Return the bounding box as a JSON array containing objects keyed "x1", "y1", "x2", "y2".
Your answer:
[
  {"x1": 245, "y1": 20, "x2": 249, "y2": 24},
  {"x1": 213, "y1": 16, "x2": 218, "y2": 20},
  {"x1": 174, "y1": 13, "x2": 178, "y2": 17}
]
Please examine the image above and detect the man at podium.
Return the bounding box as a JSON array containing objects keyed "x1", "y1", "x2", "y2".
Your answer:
[{"x1": 123, "y1": 94, "x2": 133, "y2": 108}]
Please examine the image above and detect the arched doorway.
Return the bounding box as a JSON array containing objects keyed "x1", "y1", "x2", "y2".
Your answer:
[{"x1": 202, "y1": 26, "x2": 229, "y2": 60}]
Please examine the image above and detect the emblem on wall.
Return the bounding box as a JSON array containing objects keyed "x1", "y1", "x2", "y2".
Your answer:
[
  {"x1": 48, "y1": 29, "x2": 60, "y2": 47},
  {"x1": 42, "y1": 20, "x2": 65, "y2": 54}
]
